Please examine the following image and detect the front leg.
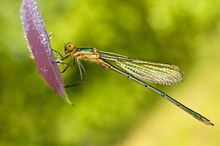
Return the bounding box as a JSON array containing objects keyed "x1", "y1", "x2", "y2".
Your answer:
[
  {"x1": 59, "y1": 57, "x2": 75, "y2": 73},
  {"x1": 52, "y1": 49, "x2": 64, "y2": 59}
]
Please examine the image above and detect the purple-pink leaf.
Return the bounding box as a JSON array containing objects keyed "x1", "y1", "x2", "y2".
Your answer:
[{"x1": 21, "y1": 0, "x2": 71, "y2": 104}]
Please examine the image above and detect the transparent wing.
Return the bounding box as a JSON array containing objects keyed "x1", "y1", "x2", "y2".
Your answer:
[
  {"x1": 100, "y1": 50, "x2": 184, "y2": 85},
  {"x1": 116, "y1": 59, "x2": 183, "y2": 85}
]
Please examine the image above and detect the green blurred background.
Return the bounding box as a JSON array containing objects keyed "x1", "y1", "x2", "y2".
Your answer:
[{"x1": 0, "y1": 0, "x2": 220, "y2": 145}]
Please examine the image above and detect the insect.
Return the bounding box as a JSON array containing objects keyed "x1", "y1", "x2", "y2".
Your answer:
[{"x1": 54, "y1": 42, "x2": 214, "y2": 126}]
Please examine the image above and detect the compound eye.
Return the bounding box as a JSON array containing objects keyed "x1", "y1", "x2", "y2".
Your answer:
[{"x1": 64, "y1": 42, "x2": 74, "y2": 54}]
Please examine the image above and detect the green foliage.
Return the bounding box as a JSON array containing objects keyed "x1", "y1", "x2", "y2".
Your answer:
[{"x1": 0, "y1": 0, "x2": 220, "y2": 146}]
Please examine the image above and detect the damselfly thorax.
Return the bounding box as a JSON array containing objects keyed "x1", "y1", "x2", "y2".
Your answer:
[{"x1": 65, "y1": 42, "x2": 111, "y2": 68}]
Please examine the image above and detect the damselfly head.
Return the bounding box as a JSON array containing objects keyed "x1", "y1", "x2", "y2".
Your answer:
[{"x1": 64, "y1": 42, "x2": 75, "y2": 54}]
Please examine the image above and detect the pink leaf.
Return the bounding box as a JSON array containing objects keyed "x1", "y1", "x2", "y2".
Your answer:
[{"x1": 21, "y1": 0, "x2": 71, "y2": 104}]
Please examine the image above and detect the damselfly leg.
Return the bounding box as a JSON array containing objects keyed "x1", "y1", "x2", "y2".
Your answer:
[{"x1": 52, "y1": 49, "x2": 87, "y2": 87}]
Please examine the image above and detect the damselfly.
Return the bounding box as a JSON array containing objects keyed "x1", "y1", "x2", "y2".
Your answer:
[{"x1": 54, "y1": 42, "x2": 214, "y2": 126}]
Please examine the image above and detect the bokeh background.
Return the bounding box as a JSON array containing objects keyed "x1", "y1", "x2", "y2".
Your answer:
[{"x1": 1, "y1": 0, "x2": 220, "y2": 145}]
